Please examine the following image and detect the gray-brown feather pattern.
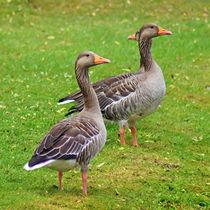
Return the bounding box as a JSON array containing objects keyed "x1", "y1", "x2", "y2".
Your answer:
[
  {"x1": 64, "y1": 68, "x2": 165, "y2": 122},
  {"x1": 65, "y1": 72, "x2": 138, "y2": 116},
  {"x1": 28, "y1": 116, "x2": 104, "y2": 167}
]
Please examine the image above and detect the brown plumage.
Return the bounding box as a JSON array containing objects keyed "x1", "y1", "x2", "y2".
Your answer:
[
  {"x1": 58, "y1": 23, "x2": 172, "y2": 146},
  {"x1": 24, "y1": 51, "x2": 110, "y2": 195}
]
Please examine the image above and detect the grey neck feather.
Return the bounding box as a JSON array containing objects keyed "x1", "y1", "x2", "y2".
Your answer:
[
  {"x1": 75, "y1": 65, "x2": 100, "y2": 113},
  {"x1": 139, "y1": 38, "x2": 153, "y2": 71}
]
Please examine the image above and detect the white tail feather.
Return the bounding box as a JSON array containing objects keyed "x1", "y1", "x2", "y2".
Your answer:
[
  {"x1": 57, "y1": 99, "x2": 75, "y2": 105},
  {"x1": 24, "y1": 160, "x2": 55, "y2": 171}
]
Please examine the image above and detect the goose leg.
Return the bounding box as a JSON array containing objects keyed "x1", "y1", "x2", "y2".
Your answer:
[
  {"x1": 119, "y1": 120, "x2": 128, "y2": 145},
  {"x1": 130, "y1": 126, "x2": 138, "y2": 147},
  {"x1": 58, "y1": 171, "x2": 63, "y2": 191},
  {"x1": 82, "y1": 170, "x2": 88, "y2": 196},
  {"x1": 120, "y1": 127, "x2": 125, "y2": 145}
]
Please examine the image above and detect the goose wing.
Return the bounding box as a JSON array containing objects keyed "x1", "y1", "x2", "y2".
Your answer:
[
  {"x1": 27, "y1": 116, "x2": 101, "y2": 168},
  {"x1": 62, "y1": 72, "x2": 139, "y2": 115}
]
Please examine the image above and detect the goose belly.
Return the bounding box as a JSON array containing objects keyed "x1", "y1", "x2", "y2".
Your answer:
[
  {"x1": 134, "y1": 81, "x2": 166, "y2": 118},
  {"x1": 46, "y1": 159, "x2": 79, "y2": 172},
  {"x1": 129, "y1": 95, "x2": 164, "y2": 122}
]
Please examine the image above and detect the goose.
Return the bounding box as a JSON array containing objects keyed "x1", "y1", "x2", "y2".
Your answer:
[
  {"x1": 24, "y1": 51, "x2": 110, "y2": 196},
  {"x1": 58, "y1": 23, "x2": 172, "y2": 146}
]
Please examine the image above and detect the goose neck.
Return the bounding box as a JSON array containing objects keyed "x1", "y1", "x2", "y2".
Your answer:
[
  {"x1": 75, "y1": 65, "x2": 100, "y2": 113},
  {"x1": 139, "y1": 38, "x2": 153, "y2": 71}
]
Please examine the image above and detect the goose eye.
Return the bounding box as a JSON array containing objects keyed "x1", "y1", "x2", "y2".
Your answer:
[
  {"x1": 150, "y1": 26, "x2": 154, "y2": 29},
  {"x1": 86, "y1": 54, "x2": 90, "y2": 57}
]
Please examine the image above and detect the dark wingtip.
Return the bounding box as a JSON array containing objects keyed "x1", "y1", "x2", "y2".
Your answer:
[
  {"x1": 58, "y1": 98, "x2": 64, "y2": 103},
  {"x1": 64, "y1": 106, "x2": 79, "y2": 116},
  {"x1": 28, "y1": 155, "x2": 42, "y2": 168}
]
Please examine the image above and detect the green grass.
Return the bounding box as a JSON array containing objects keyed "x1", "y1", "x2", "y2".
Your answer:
[{"x1": 0, "y1": 0, "x2": 209, "y2": 209}]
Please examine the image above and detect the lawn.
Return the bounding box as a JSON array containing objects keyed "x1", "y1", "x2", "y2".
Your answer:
[{"x1": 0, "y1": 0, "x2": 209, "y2": 209}]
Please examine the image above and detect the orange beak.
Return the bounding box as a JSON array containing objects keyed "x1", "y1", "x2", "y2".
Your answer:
[
  {"x1": 128, "y1": 33, "x2": 136, "y2": 40},
  {"x1": 94, "y1": 55, "x2": 111, "y2": 65},
  {"x1": 158, "y1": 27, "x2": 172, "y2": 36}
]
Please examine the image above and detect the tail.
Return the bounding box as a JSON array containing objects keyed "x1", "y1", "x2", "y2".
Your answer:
[
  {"x1": 24, "y1": 159, "x2": 54, "y2": 171},
  {"x1": 58, "y1": 97, "x2": 75, "y2": 105},
  {"x1": 58, "y1": 93, "x2": 84, "y2": 116}
]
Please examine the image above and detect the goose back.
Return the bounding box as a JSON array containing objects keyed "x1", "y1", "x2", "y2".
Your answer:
[{"x1": 27, "y1": 115, "x2": 106, "y2": 171}]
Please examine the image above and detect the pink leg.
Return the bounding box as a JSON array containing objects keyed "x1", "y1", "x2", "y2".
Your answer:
[
  {"x1": 120, "y1": 127, "x2": 125, "y2": 145},
  {"x1": 58, "y1": 171, "x2": 63, "y2": 191},
  {"x1": 130, "y1": 127, "x2": 138, "y2": 147},
  {"x1": 82, "y1": 171, "x2": 88, "y2": 196}
]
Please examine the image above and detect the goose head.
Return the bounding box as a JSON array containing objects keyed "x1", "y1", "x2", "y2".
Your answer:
[
  {"x1": 128, "y1": 23, "x2": 172, "y2": 41},
  {"x1": 76, "y1": 51, "x2": 110, "y2": 69}
]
